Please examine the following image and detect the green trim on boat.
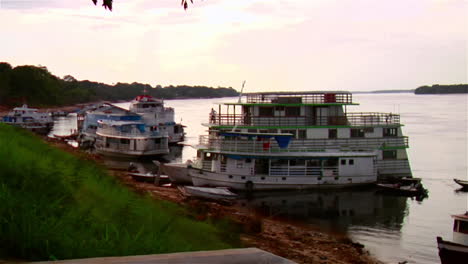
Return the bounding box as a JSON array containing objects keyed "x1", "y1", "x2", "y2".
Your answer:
[
  {"x1": 380, "y1": 145, "x2": 409, "y2": 150},
  {"x1": 210, "y1": 124, "x2": 403, "y2": 129},
  {"x1": 221, "y1": 103, "x2": 360, "y2": 106}
]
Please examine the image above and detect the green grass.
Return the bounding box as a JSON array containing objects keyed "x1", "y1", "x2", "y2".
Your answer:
[{"x1": 0, "y1": 124, "x2": 239, "y2": 261}]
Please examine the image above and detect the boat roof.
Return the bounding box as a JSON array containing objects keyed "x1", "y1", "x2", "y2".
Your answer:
[
  {"x1": 13, "y1": 104, "x2": 38, "y2": 111},
  {"x1": 132, "y1": 95, "x2": 163, "y2": 103},
  {"x1": 452, "y1": 211, "x2": 468, "y2": 221},
  {"x1": 246, "y1": 91, "x2": 351, "y2": 95}
]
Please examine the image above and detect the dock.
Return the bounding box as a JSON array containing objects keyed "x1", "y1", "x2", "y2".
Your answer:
[{"x1": 33, "y1": 248, "x2": 296, "y2": 264}]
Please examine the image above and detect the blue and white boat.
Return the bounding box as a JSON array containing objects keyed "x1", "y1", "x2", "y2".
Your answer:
[
  {"x1": 1, "y1": 104, "x2": 53, "y2": 134},
  {"x1": 94, "y1": 120, "x2": 169, "y2": 157}
]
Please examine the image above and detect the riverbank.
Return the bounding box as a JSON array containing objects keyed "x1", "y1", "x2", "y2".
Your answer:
[
  {"x1": 45, "y1": 137, "x2": 383, "y2": 264},
  {"x1": 0, "y1": 124, "x2": 238, "y2": 261}
]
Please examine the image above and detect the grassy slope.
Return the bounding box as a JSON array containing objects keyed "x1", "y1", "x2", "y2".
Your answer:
[{"x1": 0, "y1": 124, "x2": 237, "y2": 261}]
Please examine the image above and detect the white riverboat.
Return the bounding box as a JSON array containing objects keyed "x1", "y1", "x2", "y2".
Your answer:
[
  {"x1": 1, "y1": 104, "x2": 53, "y2": 134},
  {"x1": 94, "y1": 120, "x2": 169, "y2": 157},
  {"x1": 129, "y1": 95, "x2": 185, "y2": 144},
  {"x1": 175, "y1": 91, "x2": 412, "y2": 191},
  {"x1": 437, "y1": 211, "x2": 468, "y2": 264}
]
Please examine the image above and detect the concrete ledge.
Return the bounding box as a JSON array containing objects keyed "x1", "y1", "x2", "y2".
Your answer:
[{"x1": 33, "y1": 248, "x2": 296, "y2": 264}]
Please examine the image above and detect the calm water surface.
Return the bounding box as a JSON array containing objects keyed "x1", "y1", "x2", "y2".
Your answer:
[{"x1": 52, "y1": 93, "x2": 467, "y2": 264}]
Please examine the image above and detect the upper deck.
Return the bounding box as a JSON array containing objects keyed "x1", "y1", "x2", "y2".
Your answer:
[{"x1": 235, "y1": 91, "x2": 356, "y2": 105}]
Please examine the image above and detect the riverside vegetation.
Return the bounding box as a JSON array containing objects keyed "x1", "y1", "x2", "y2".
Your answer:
[
  {"x1": 0, "y1": 62, "x2": 238, "y2": 107},
  {"x1": 0, "y1": 123, "x2": 239, "y2": 261}
]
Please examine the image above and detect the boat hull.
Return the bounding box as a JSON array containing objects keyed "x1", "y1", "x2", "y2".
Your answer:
[
  {"x1": 189, "y1": 168, "x2": 376, "y2": 191},
  {"x1": 96, "y1": 147, "x2": 169, "y2": 158},
  {"x1": 437, "y1": 236, "x2": 468, "y2": 264},
  {"x1": 161, "y1": 163, "x2": 192, "y2": 184},
  {"x1": 454, "y1": 179, "x2": 468, "y2": 189}
]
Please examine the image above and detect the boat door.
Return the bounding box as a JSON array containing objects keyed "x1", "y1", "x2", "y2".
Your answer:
[{"x1": 316, "y1": 107, "x2": 329, "y2": 125}]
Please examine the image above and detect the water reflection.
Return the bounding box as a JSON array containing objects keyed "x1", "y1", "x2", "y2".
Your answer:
[{"x1": 237, "y1": 188, "x2": 408, "y2": 233}]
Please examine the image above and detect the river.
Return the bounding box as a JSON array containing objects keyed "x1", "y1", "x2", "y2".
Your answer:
[{"x1": 51, "y1": 93, "x2": 467, "y2": 264}]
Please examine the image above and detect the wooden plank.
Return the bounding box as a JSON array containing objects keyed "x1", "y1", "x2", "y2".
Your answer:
[{"x1": 32, "y1": 248, "x2": 296, "y2": 264}]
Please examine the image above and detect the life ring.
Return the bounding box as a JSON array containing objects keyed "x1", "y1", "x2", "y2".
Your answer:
[{"x1": 245, "y1": 181, "x2": 254, "y2": 192}]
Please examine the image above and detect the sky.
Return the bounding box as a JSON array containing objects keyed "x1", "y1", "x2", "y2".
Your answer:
[{"x1": 0, "y1": 0, "x2": 466, "y2": 92}]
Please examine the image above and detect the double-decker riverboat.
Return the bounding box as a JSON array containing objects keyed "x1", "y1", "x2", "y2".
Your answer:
[
  {"x1": 1, "y1": 104, "x2": 53, "y2": 134},
  {"x1": 94, "y1": 120, "x2": 169, "y2": 157},
  {"x1": 129, "y1": 95, "x2": 185, "y2": 144},
  {"x1": 167, "y1": 91, "x2": 412, "y2": 190}
]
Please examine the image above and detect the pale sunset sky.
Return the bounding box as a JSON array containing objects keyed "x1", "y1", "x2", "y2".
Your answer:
[{"x1": 0, "y1": 0, "x2": 466, "y2": 92}]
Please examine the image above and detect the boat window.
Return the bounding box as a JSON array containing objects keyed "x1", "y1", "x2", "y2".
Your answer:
[
  {"x1": 329, "y1": 129, "x2": 338, "y2": 139},
  {"x1": 271, "y1": 159, "x2": 288, "y2": 166},
  {"x1": 351, "y1": 129, "x2": 365, "y2": 138},
  {"x1": 285, "y1": 107, "x2": 300, "y2": 117},
  {"x1": 349, "y1": 159, "x2": 354, "y2": 165},
  {"x1": 383, "y1": 128, "x2": 398, "y2": 137},
  {"x1": 307, "y1": 160, "x2": 321, "y2": 167},
  {"x1": 275, "y1": 106, "x2": 285, "y2": 111},
  {"x1": 341, "y1": 159, "x2": 346, "y2": 165},
  {"x1": 154, "y1": 138, "x2": 161, "y2": 144},
  {"x1": 259, "y1": 107, "x2": 274, "y2": 117},
  {"x1": 453, "y1": 220, "x2": 459, "y2": 232},
  {"x1": 298, "y1": 130, "x2": 307, "y2": 139},
  {"x1": 268, "y1": 129, "x2": 277, "y2": 133},
  {"x1": 458, "y1": 220, "x2": 468, "y2": 234},
  {"x1": 383, "y1": 150, "x2": 397, "y2": 160},
  {"x1": 247, "y1": 129, "x2": 257, "y2": 133},
  {"x1": 324, "y1": 158, "x2": 338, "y2": 167},
  {"x1": 290, "y1": 159, "x2": 305, "y2": 166}
]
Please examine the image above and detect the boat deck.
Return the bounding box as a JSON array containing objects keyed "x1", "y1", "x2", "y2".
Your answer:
[{"x1": 31, "y1": 248, "x2": 296, "y2": 264}]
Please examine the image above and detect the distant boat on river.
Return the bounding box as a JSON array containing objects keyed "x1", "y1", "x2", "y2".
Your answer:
[{"x1": 454, "y1": 179, "x2": 468, "y2": 189}]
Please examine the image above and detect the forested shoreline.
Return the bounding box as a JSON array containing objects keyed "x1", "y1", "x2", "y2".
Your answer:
[
  {"x1": 0, "y1": 62, "x2": 238, "y2": 107},
  {"x1": 415, "y1": 84, "x2": 468, "y2": 94}
]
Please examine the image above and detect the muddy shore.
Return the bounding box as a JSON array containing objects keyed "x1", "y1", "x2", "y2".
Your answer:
[{"x1": 42, "y1": 137, "x2": 383, "y2": 264}]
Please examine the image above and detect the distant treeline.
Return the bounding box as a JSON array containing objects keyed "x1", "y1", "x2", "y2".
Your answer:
[
  {"x1": 0, "y1": 62, "x2": 238, "y2": 107},
  {"x1": 415, "y1": 84, "x2": 468, "y2": 94}
]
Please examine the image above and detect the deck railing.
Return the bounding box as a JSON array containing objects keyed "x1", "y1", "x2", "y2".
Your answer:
[
  {"x1": 96, "y1": 127, "x2": 167, "y2": 138},
  {"x1": 246, "y1": 92, "x2": 353, "y2": 104},
  {"x1": 209, "y1": 112, "x2": 400, "y2": 127},
  {"x1": 198, "y1": 135, "x2": 408, "y2": 154}
]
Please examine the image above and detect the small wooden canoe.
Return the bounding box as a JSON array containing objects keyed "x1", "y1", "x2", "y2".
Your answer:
[
  {"x1": 454, "y1": 179, "x2": 468, "y2": 188},
  {"x1": 376, "y1": 183, "x2": 427, "y2": 196},
  {"x1": 128, "y1": 172, "x2": 169, "y2": 184},
  {"x1": 178, "y1": 186, "x2": 238, "y2": 201}
]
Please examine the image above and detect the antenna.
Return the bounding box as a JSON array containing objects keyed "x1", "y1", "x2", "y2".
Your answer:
[{"x1": 238, "y1": 80, "x2": 246, "y2": 103}]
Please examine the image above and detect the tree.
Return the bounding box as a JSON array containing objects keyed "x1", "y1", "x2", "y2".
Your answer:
[{"x1": 92, "y1": 0, "x2": 194, "y2": 11}]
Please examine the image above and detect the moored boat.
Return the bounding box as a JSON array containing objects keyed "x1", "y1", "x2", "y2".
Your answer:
[
  {"x1": 183, "y1": 91, "x2": 415, "y2": 191},
  {"x1": 127, "y1": 172, "x2": 169, "y2": 183},
  {"x1": 454, "y1": 178, "x2": 468, "y2": 189},
  {"x1": 1, "y1": 104, "x2": 53, "y2": 134},
  {"x1": 178, "y1": 186, "x2": 238, "y2": 201},
  {"x1": 376, "y1": 182, "x2": 427, "y2": 197},
  {"x1": 159, "y1": 161, "x2": 192, "y2": 184},
  {"x1": 94, "y1": 120, "x2": 169, "y2": 158},
  {"x1": 129, "y1": 94, "x2": 185, "y2": 144},
  {"x1": 437, "y1": 211, "x2": 468, "y2": 264}
]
